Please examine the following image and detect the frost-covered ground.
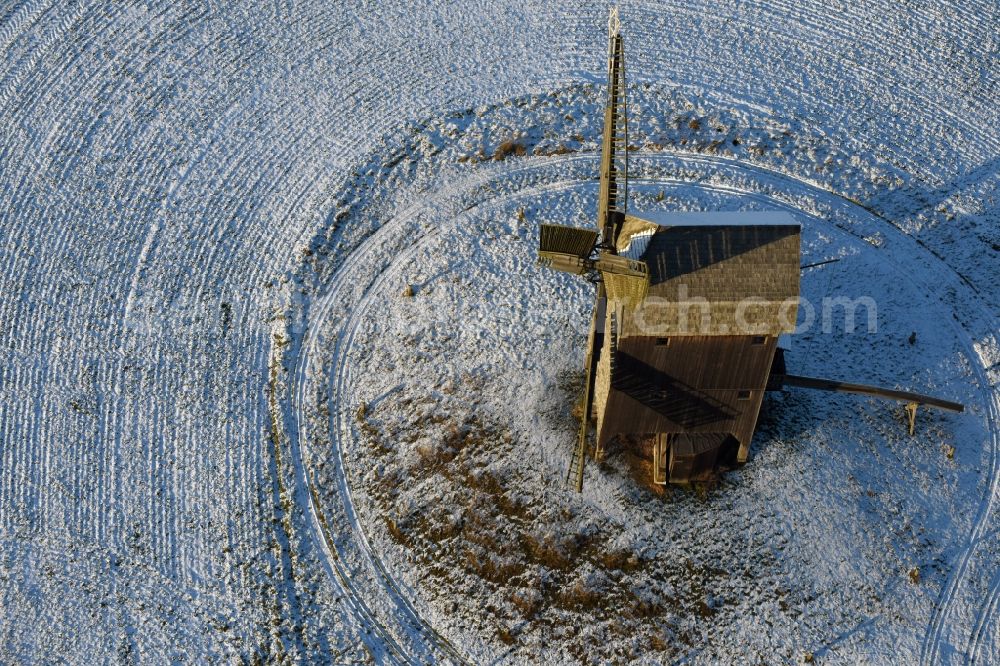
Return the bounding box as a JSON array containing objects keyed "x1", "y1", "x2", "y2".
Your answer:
[{"x1": 0, "y1": 1, "x2": 997, "y2": 664}]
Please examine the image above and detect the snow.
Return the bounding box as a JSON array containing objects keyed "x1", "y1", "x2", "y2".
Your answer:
[
  {"x1": 0, "y1": 1, "x2": 997, "y2": 664},
  {"x1": 631, "y1": 209, "x2": 800, "y2": 228}
]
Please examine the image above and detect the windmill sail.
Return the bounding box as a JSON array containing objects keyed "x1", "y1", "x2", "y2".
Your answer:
[
  {"x1": 539, "y1": 224, "x2": 599, "y2": 257},
  {"x1": 598, "y1": 255, "x2": 649, "y2": 310},
  {"x1": 567, "y1": 290, "x2": 604, "y2": 492},
  {"x1": 569, "y1": 8, "x2": 631, "y2": 492},
  {"x1": 537, "y1": 8, "x2": 638, "y2": 493},
  {"x1": 597, "y1": 6, "x2": 628, "y2": 247}
]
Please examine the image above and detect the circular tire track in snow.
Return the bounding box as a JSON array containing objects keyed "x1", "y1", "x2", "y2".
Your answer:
[{"x1": 3, "y1": 2, "x2": 997, "y2": 662}]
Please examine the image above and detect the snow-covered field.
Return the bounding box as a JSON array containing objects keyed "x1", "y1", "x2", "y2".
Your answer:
[{"x1": 0, "y1": 1, "x2": 997, "y2": 663}]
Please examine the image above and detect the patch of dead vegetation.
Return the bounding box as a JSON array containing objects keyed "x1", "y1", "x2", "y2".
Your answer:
[
  {"x1": 492, "y1": 139, "x2": 527, "y2": 161},
  {"x1": 351, "y1": 394, "x2": 710, "y2": 659}
]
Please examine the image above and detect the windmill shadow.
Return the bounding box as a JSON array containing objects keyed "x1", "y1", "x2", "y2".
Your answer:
[{"x1": 611, "y1": 352, "x2": 737, "y2": 429}]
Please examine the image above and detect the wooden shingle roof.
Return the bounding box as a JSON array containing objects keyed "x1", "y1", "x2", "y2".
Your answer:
[{"x1": 617, "y1": 211, "x2": 801, "y2": 337}]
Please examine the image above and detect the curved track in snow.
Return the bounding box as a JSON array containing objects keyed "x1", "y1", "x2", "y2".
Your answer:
[
  {"x1": 0, "y1": 0, "x2": 997, "y2": 662},
  {"x1": 287, "y1": 197, "x2": 469, "y2": 663}
]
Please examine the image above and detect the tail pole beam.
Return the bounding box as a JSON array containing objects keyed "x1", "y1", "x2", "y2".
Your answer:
[
  {"x1": 779, "y1": 374, "x2": 964, "y2": 413},
  {"x1": 777, "y1": 373, "x2": 963, "y2": 436}
]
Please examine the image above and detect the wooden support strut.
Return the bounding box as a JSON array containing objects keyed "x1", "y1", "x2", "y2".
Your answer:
[{"x1": 906, "y1": 402, "x2": 918, "y2": 437}]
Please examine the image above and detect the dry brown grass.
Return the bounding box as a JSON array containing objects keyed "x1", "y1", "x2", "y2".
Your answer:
[
  {"x1": 356, "y1": 402, "x2": 682, "y2": 658},
  {"x1": 520, "y1": 532, "x2": 572, "y2": 570},
  {"x1": 384, "y1": 517, "x2": 407, "y2": 546},
  {"x1": 493, "y1": 139, "x2": 527, "y2": 161},
  {"x1": 462, "y1": 546, "x2": 522, "y2": 585},
  {"x1": 598, "y1": 548, "x2": 642, "y2": 573},
  {"x1": 650, "y1": 633, "x2": 669, "y2": 651},
  {"x1": 496, "y1": 625, "x2": 516, "y2": 645},
  {"x1": 532, "y1": 144, "x2": 573, "y2": 157},
  {"x1": 510, "y1": 589, "x2": 542, "y2": 619},
  {"x1": 557, "y1": 579, "x2": 603, "y2": 610}
]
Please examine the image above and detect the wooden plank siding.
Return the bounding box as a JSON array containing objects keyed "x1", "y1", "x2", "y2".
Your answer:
[{"x1": 595, "y1": 335, "x2": 776, "y2": 463}]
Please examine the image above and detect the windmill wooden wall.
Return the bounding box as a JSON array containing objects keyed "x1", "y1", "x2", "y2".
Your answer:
[
  {"x1": 594, "y1": 334, "x2": 777, "y2": 463},
  {"x1": 590, "y1": 215, "x2": 801, "y2": 482}
]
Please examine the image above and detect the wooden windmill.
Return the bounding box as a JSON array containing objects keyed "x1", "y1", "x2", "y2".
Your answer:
[{"x1": 538, "y1": 8, "x2": 964, "y2": 492}]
